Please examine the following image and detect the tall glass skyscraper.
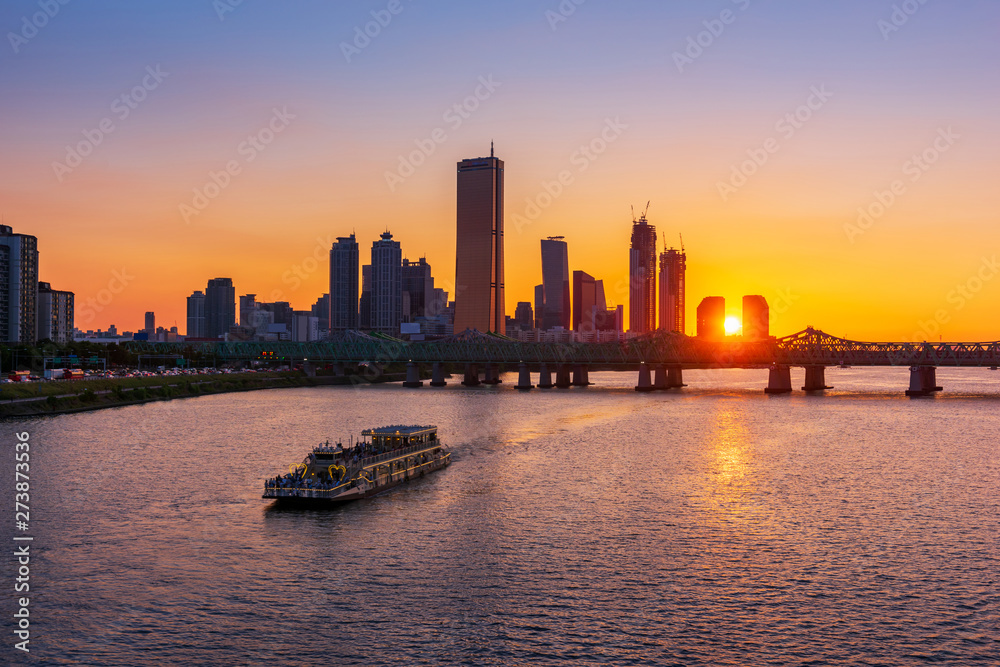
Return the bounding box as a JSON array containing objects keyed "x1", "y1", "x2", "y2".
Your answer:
[
  {"x1": 540, "y1": 236, "x2": 570, "y2": 330},
  {"x1": 329, "y1": 233, "x2": 359, "y2": 331},
  {"x1": 454, "y1": 147, "x2": 504, "y2": 334},
  {"x1": 658, "y1": 247, "x2": 686, "y2": 334},
  {"x1": 629, "y1": 212, "x2": 657, "y2": 334}
]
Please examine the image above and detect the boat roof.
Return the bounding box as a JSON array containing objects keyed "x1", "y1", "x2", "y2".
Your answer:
[{"x1": 361, "y1": 425, "x2": 437, "y2": 436}]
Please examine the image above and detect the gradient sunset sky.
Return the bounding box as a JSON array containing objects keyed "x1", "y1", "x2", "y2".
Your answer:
[{"x1": 2, "y1": 0, "x2": 998, "y2": 340}]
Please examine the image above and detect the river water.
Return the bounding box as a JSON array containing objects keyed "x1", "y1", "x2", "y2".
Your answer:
[{"x1": 3, "y1": 368, "x2": 998, "y2": 665}]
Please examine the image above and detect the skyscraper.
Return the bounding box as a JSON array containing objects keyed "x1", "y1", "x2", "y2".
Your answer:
[
  {"x1": 401, "y1": 257, "x2": 433, "y2": 321},
  {"x1": 186, "y1": 290, "x2": 205, "y2": 338},
  {"x1": 329, "y1": 233, "x2": 359, "y2": 331},
  {"x1": 454, "y1": 147, "x2": 504, "y2": 334},
  {"x1": 533, "y1": 284, "x2": 545, "y2": 329},
  {"x1": 541, "y1": 237, "x2": 570, "y2": 330},
  {"x1": 239, "y1": 294, "x2": 256, "y2": 327},
  {"x1": 658, "y1": 247, "x2": 686, "y2": 334},
  {"x1": 742, "y1": 295, "x2": 769, "y2": 339},
  {"x1": 629, "y1": 211, "x2": 657, "y2": 334},
  {"x1": 573, "y1": 270, "x2": 597, "y2": 332},
  {"x1": 697, "y1": 296, "x2": 726, "y2": 340},
  {"x1": 144, "y1": 311, "x2": 155, "y2": 332},
  {"x1": 359, "y1": 265, "x2": 372, "y2": 330},
  {"x1": 371, "y1": 231, "x2": 402, "y2": 335},
  {"x1": 0, "y1": 225, "x2": 39, "y2": 343},
  {"x1": 37, "y1": 282, "x2": 74, "y2": 344},
  {"x1": 514, "y1": 302, "x2": 533, "y2": 330},
  {"x1": 204, "y1": 278, "x2": 236, "y2": 340}
]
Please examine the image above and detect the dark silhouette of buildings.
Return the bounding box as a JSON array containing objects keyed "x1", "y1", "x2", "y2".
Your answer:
[
  {"x1": 540, "y1": 236, "x2": 570, "y2": 330},
  {"x1": 0, "y1": 225, "x2": 39, "y2": 343},
  {"x1": 533, "y1": 284, "x2": 544, "y2": 329},
  {"x1": 359, "y1": 265, "x2": 372, "y2": 330},
  {"x1": 187, "y1": 290, "x2": 205, "y2": 338},
  {"x1": 658, "y1": 247, "x2": 686, "y2": 334},
  {"x1": 454, "y1": 148, "x2": 504, "y2": 334},
  {"x1": 696, "y1": 296, "x2": 725, "y2": 340},
  {"x1": 514, "y1": 301, "x2": 533, "y2": 330},
  {"x1": 402, "y1": 257, "x2": 433, "y2": 321},
  {"x1": 370, "y1": 231, "x2": 402, "y2": 335},
  {"x1": 629, "y1": 211, "x2": 656, "y2": 334},
  {"x1": 37, "y1": 281, "x2": 74, "y2": 344},
  {"x1": 742, "y1": 295, "x2": 769, "y2": 339},
  {"x1": 329, "y1": 233, "x2": 359, "y2": 332},
  {"x1": 204, "y1": 278, "x2": 236, "y2": 340}
]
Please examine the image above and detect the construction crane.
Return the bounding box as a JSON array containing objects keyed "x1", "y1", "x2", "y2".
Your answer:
[
  {"x1": 642, "y1": 201, "x2": 650, "y2": 220},
  {"x1": 679, "y1": 233, "x2": 685, "y2": 253}
]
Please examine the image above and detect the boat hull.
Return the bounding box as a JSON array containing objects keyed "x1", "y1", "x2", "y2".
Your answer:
[{"x1": 263, "y1": 454, "x2": 449, "y2": 507}]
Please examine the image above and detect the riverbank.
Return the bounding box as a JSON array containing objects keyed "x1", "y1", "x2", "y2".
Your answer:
[{"x1": 0, "y1": 370, "x2": 407, "y2": 418}]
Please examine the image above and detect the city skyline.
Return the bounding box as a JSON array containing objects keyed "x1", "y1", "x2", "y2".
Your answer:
[{"x1": 2, "y1": 2, "x2": 999, "y2": 341}]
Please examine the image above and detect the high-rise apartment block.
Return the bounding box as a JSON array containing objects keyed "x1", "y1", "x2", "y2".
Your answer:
[
  {"x1": 658, "y1": 247, "x2": 686, "y2": 334},
  {"x1": 370, "y1": 231, "x2": 402, "y2": 335},
  {"x1": 37, "y1": 281, "x2": 74, "y2": 344},
  {"x1": 187, "y1": 290, "x2": 206, "y2": 338},
  {"x1": 329, "y1": 233, "x2": 359, "y2": 332},
  {"x1": 628, "y1": 212, "x2": 656, "y2": 334},
  {"x1": 204, "y1": 278, "x2": 236, "y2": 340},
  {"x1": 0, "y1": 225, "x2": 39, "y2": 343}
]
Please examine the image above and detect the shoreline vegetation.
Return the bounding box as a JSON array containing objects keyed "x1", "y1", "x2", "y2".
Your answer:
[{"x1": 0, "y1": 370, "x2": 411, "y2": 418}]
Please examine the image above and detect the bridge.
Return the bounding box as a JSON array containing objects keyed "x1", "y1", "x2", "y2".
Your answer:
[{"x1": 124, "y1": 328, "x2": 1000, "y2": 397}]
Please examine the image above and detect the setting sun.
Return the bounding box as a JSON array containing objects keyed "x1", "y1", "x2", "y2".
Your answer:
[{"x1": 724, "y1": 316, "x2": 741, "y2": 336}]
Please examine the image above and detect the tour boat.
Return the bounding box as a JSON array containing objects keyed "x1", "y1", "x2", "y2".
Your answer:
[{"x1": 262, "y1": 425, "x2": 450, "y2": 505}]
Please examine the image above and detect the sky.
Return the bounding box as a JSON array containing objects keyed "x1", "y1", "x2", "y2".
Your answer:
[{"x1": 1, "y1": 0, "x2": 998, "y2": 341}]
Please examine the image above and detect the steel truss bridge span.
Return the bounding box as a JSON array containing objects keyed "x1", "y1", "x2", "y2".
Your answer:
[{"x1": 123, "y1": 328, "x2": 1000, "y2": 368}]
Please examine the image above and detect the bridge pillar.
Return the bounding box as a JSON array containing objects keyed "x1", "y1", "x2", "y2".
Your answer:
[
  {"x1": 537, "y1": 364, "x2": 554, "y2": 389},
  {"x1": 403, "y1": 362, "x2": 423, "y2": 388},
  {"x1": 555, "y1": 365, "x2": 572, "y2": 388},
  {"x1": 635, "y1": 364, "x2": 654, "y2": 392},
  {"x1": 483, "y1": 363, "x2": 502, "y2": 385},
  {"x1": 572, "y1": 365, "x2": 591, "y2": 386},
  {"x1": 667, "y1": 365, "x2": 687, "y2": 388},
  {"x1": 516, "y1": 363, "x2": 534, "y2": 390},
  {"x1": 653, "y1": 365, "x2": 668, "y2": 390},
  {"x1": 430, "y1": 362, "x2": 447, "y2": 387},
  {"x1": 765, "y1": 365, "x2": 793, "y2": 394},
  {"x1": 802, "y1": 365, "x2": 831, "y2": 391},
  {"x1": 906, "y1": 366, "x2": 940, "y2": 396},
  {"x1": 462, "y1": 364, "x2": 481, "y2": 387},
  {"x1": 924, "y1": 366, "x2": 942, "y2": 392}
]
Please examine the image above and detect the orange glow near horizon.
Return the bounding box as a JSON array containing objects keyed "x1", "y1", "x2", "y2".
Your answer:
[{"x1": 3, "y1": 4, "x2": 998, "y2": 343}]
